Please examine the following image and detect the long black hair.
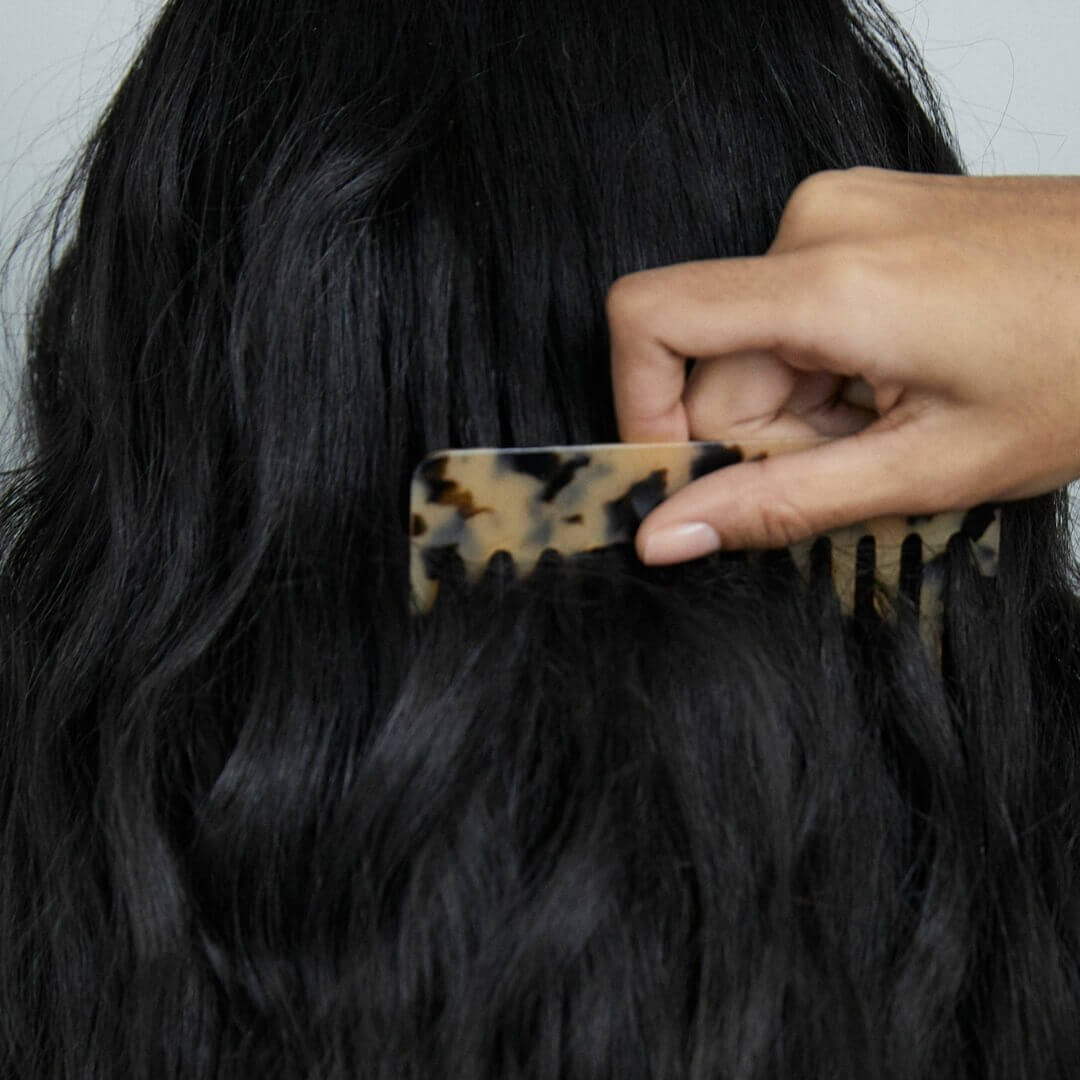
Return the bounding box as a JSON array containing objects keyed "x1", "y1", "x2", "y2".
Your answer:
[{"x1": 3, "y1": 1, "x2": 1080, "y2": 1076}]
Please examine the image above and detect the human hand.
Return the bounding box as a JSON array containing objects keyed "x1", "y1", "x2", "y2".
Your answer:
[{"x1": 606, "y1": 167, "x2": 1080, "y2": 564}]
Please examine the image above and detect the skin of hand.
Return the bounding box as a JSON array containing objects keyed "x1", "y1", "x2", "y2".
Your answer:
[{"x1": 606, "y1": 167, "x2": 1080, "y2": 565}]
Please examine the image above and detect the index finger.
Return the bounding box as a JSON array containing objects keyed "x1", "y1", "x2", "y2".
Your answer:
[{"x1": 607, "y1": 254, "x2": 862, "y2": 442}]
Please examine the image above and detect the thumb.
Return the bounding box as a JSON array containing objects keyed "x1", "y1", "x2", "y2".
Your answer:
[{"x1": 635, "y1": 419, "x2": 960, "y2": 563}]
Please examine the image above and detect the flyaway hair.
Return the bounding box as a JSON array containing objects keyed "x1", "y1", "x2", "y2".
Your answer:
[{"x1": 2, "y1": 1, "x2": 1080, "y2": 1077}]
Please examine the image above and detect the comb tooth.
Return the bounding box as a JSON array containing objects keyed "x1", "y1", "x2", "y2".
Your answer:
[
  {"x1": 873, "y1": 533, "x2": 905, "y2": 614},
  {"x1": 918, "y1": 552, "x2": 948, "y2": 659},
  {"x1": 788, "y1": 538, "x2": 814, "y2": 586},
  {"x1": 513, "y1": 550, "x2": 541, "y2": 582},
  {"x1": 973, "y1": 510, "x2": 1002, "y2": 575},
  {"x1": 827, "y1": 531, "x2": 857, "y2": 615},
  {"x1": 471, "y1": 548, "x2": 530, "y2": 595},
  {"x1": 920, "y1": 574, "x2": 946, "y2": 661},
  {"x1": 410, "y1": 545, "x2": 439, "y2": 613},
  {"x1": 915, "y1": 515, "x2": 953, "y2": 659},
  {"x1": 412, "y1": 576, "x2": 439, "y2": 614},
  {"x1": 464, "y1": 557, "x2": 485, "y2": 586}
]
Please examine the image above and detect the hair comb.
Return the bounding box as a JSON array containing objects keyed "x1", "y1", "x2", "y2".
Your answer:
[{"x1": 409, "y1": 440, "x2": 1000, "y2": 653}]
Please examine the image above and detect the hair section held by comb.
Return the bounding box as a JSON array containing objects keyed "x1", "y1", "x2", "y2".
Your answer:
[{"x1": 409, "y1": 441, "x2": 1001, "y2": 654}]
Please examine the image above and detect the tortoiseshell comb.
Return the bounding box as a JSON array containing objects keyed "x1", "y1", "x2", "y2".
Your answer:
[{"x1": 409, "y1": 440, "x2": 1000, "y2": 651}]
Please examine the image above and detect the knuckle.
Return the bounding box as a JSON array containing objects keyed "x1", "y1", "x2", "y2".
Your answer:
[
  {"x1": 779, "y1": 170, "x2": 845, "y2": 236},
  {"x1": 844, "y1": 164, "x2": 887, "y2": 185},
  {"x1": 751, "y1": 496, "x2": 817, "y2": 549},
  {"x1": 605, "y1": 271, "x2": 657, "y2": 332},
  {"x1": 778, "y1": 167, "x2": 888, "y2": 246},
  {"x1": 745, "y1": 461, "x2": 819, "y2": 547},
  {"x1": 796, "y1": 244, "x2": 900, "y2": 363},
  {"x1": 814, "y1": 244, "x2": 886, "y2": 310}
]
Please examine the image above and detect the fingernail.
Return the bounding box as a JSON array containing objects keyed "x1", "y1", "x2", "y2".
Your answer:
[{"x1": 641, "y1": 522, "x2": 720, "y2": 565}]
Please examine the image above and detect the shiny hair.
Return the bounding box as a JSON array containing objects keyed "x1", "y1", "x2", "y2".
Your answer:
[{"x1": 3, "y1": 1, "x2": 1080, "y2": 1076}]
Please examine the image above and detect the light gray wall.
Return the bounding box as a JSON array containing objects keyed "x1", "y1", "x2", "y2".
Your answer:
[
  {"x1": 0, "y1": 1, "x2": 159, "y2": 231},
  {"x1": 888, "y1": 0, "x2": 1080, "y2": 174},
  {"x1": 0, "y1": 0, "x2": 160, "y2": 443}
]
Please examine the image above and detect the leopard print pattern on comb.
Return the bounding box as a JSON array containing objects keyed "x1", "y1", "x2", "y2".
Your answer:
[{"x1": 409, "y1": 441, "x2": 1000, "y2": 655}]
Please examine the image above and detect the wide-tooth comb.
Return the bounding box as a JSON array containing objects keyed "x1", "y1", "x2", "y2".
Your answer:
[{"x1": 409, "y1": 440, "x2": 1000, "y2": 652}]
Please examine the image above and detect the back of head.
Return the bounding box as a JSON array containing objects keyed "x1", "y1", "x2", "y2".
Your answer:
[{"x1": 3, "y1": 1, "x2": 1080, "y2": 1077}]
